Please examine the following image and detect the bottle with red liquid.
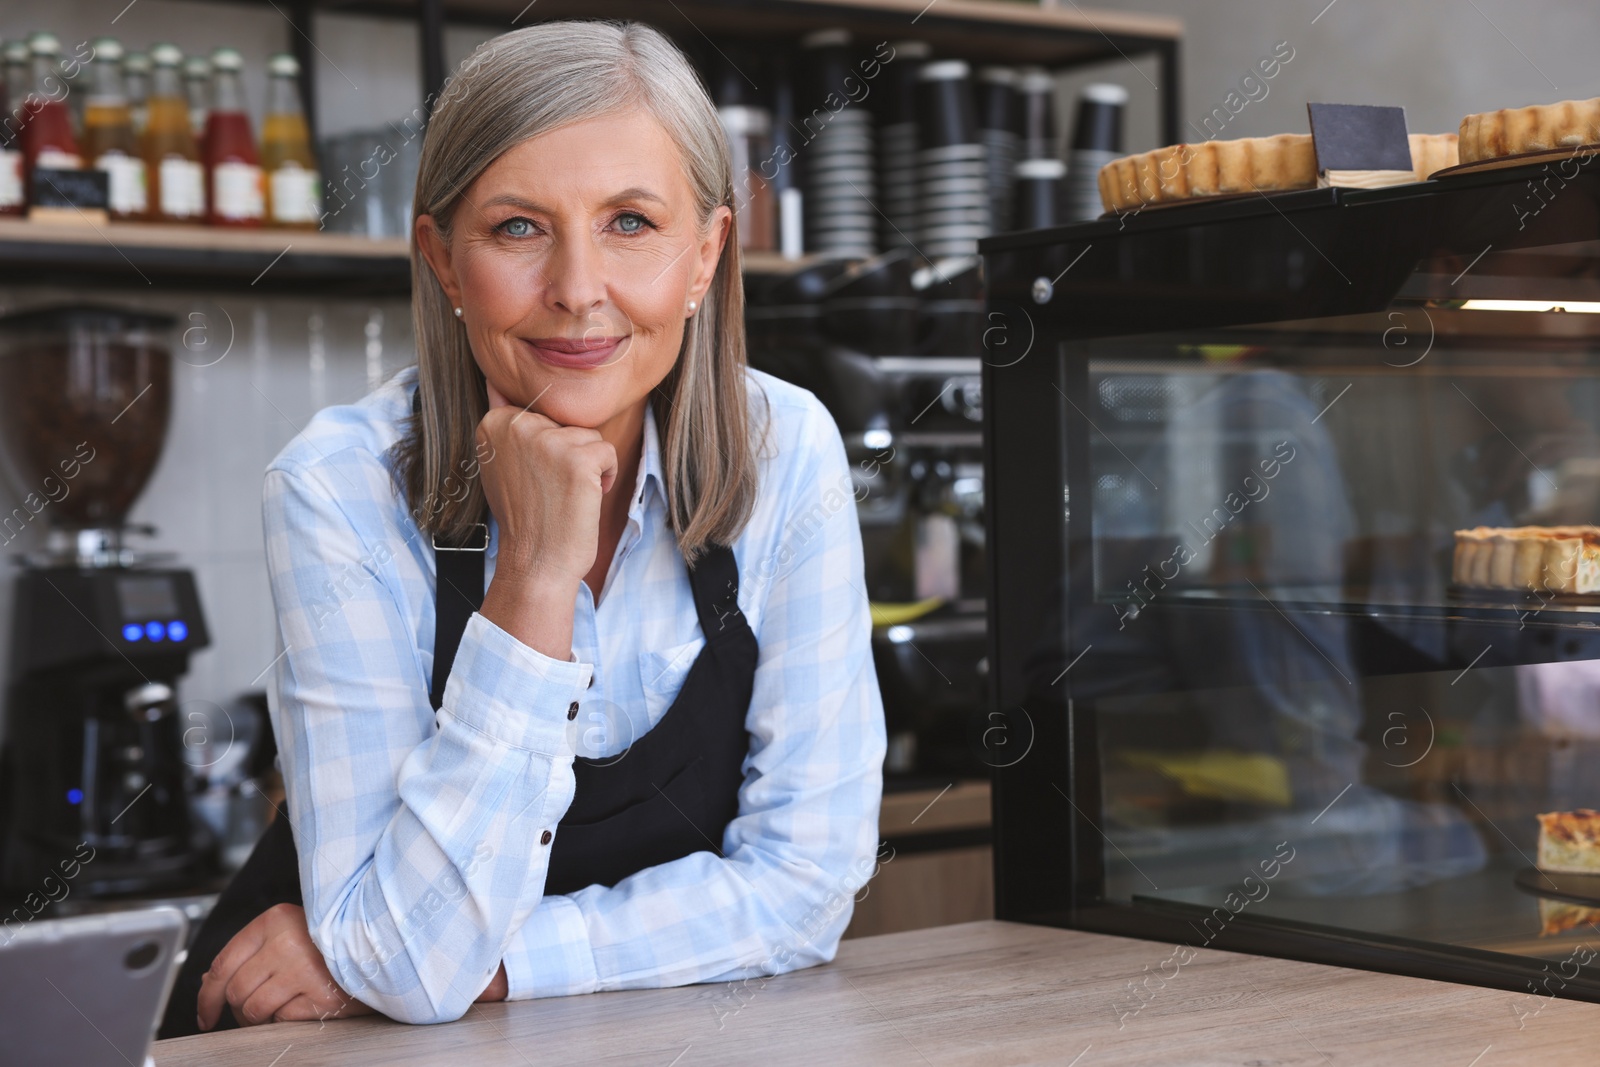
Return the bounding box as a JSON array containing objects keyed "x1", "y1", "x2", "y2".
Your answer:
[
  {"x1": 204, "y1": 48, "x2": 262, "y2": 227},
  {"x1": 0, "y1": 40, "x2": 28, "y2": 216},
  {"x1": 19, "y1": 32, "x2": 84, "y2": 206}
]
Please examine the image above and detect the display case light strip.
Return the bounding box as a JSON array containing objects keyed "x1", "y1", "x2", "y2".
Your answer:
[{"x1": 1460, "y1": 299, "x2": 1600, "y2": 314}]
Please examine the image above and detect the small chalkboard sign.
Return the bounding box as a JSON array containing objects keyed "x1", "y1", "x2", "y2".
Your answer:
[
  {"x1": 31, "y1": 167, "x2": 110, "y2": 210},
  {"x1": 1307, "y1": 103, "x2": 1413, "y2": 173}
]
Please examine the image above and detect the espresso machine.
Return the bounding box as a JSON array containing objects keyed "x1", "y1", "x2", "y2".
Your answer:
[
  {"x1": 746, "y1": 250, "x2": 990, "y2": 781},
  {"x1": 0, "y1": 305, "x2": 215, "y2": 898}
]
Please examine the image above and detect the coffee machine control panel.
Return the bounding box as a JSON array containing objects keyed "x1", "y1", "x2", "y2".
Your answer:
[
  {"x1": 10, "y1": 567, "x2": 210, "y2": 676},
  {"x1": 113, "y1": 573, "x2": 198, "y2": 646}
]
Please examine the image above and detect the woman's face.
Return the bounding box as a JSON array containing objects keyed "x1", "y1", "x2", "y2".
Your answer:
[{"x1": 416, "y1": 110, "x2": 731, "y2": 431}]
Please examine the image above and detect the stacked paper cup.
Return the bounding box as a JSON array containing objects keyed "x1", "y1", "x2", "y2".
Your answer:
[
  {"x1": 977, "y1": 66, "x2": 1021, "y2": 234},
  {"x1": 875, "y1": 40, "x2": 930, "y2": 253},
  {"x1": 915, "y1": 60, "x2": 988, "y2": 259},
  {"x1": 1017, "y1": 67, "x2": 1058, "y2": 162},
  {"x1": 1064, "y1": 83, "x2": 1129, "y2": 221},
  {"x1": 1014, "y1": 158, "x2": 1066, "y2": 229},
  {"x1": 801, "y1": 29, "x2": 877, "y2": 259}
]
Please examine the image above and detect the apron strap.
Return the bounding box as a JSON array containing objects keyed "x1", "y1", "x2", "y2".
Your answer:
[{"x1": 414, "y1": 384, "x2": 488, "y2": 712}]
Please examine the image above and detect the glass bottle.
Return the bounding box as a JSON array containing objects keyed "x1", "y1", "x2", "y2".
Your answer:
[
  {"x1": 183, "y1": 53, "x2": 210, "y2": 158},
  {"x1": 124, "y1": 50, "x2": 151, "y2": 137},
  {"x1": 204, "y1": 48, "x2": 262, "y2": 227},
  {"x1": 141, "y1": 43, "x2": 204, "y2": 223},
  {"x1": 20, "y1": 32, "x2": 83, "y2": 207},
  {"x1": 0, "y1": 40, "x2": 28, "y2": 215},
  {"x1": 261, "y1": 53, "x2": 320, "y2": 229},
  {"x1": 82, "y1": 38, "x2": 147, "y2": 221}
]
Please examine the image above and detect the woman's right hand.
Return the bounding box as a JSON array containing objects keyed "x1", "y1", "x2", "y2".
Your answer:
[
  {"x1": 473, "y1": 379, "x2": 617, "y2": 659},
  {"x1": 476, "y1": 378, "x2": 618, "y2": 585}
]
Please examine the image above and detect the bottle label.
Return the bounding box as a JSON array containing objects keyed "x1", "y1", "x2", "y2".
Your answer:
[
  {"x1": 159, "y1": 157, "x2": 205, "y2": 218},
  {"x1": 214, "y1": 161, "x2": 265, "y2": 221},
  {"x1": 95, "y1": 152, "x2": 148, "y2": 215},
  {"x1": 0, "y1": 150, "x2": 21, "y2": 208},
  {"x1": 36, "y1": 149, "x2": 84, "y2": 170},
  {"x1": 269, "y1": 164, "x2": 321, "y2": 223}
]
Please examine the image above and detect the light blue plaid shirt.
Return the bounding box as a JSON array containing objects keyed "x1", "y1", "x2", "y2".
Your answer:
[{"x1": 262, "y1": 363, "x2": 886, "y2": 1025}]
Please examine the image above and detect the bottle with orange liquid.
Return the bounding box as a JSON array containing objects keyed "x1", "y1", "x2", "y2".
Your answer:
[
  {"x1": 124, "y1": 50, "x2": 151, "y2": 137},
  {"x1": 204, "y1": 48, "x2": 263, "y2": 227},
  {"x1": 261, "y1": 53, "x2": 320, "y2": 229},
  {"x1": 0, "y1": 40, "x2": 27, "y2": 216},
  {"x1": 82, "y1": 38, "x2": 147, "y2": 221},
  {"x1": 141, "y1": 43, "x2": 204, "y2": 224}
]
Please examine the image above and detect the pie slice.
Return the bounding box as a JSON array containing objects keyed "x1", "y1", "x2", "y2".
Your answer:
[{"x1": 1537, "y1": 809, "x2": 1600, "y2": 874}]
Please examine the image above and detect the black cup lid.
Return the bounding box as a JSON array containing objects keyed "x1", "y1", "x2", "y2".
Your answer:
[{"x1": 1070, "y1": 83, "x2": 1128, "y2": 152}]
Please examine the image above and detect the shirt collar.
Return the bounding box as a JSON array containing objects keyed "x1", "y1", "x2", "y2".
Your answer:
[{"x1": 634, "y1": 398, "x2": 666, "y2": 515}]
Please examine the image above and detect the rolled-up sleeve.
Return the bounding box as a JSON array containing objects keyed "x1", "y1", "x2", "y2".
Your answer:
[
  {"x1": 498, "y1": 400, "x2": 887, "y2": 1001},
  {"x1": 263, "y1": 456, "x2": 589, "y2": 1024}
]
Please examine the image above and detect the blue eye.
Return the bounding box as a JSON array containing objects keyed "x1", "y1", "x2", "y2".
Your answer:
[
  {"x1": 499, "y1": 217, "x2": 534, "y2": 237},
  {"x1": 617, "y1": 212, "x2": 651, "y2": 234}
]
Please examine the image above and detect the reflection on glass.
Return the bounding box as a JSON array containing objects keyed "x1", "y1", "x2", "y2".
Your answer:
[{"x1": 1069, "y1": 301, "x2": 1600, "y2": 962}]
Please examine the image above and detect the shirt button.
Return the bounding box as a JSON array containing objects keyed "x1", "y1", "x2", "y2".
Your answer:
[
  {"x1": 567, "y1": 701, "x2": 579, "y2": 720},
  {"x1": 540, "y1": 830, "x2": 553, "y2": 845}
]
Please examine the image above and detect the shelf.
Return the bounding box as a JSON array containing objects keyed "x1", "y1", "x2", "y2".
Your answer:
[
  {"x1": 1089, "y1": 584, "x2": 1600, "y2": 685},
  {"x1": 317, "y1": 0, "x2": 1181, "y2": 67},
  {"x1": 0, "y1": 219, "x2": 822, "y2": 296},
  {"x1": 1132, "y1": 583, "x2": 1600, "y2": 628},
  {"x1": 0, "y1": 218, "x2": 412, "y2": 297}
]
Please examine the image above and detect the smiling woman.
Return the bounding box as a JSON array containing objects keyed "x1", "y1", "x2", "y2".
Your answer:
[{"x1": 158, "y1": 19, "x2": 885, "y2": 1038}]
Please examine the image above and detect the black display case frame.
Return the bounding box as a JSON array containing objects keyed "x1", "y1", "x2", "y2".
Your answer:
[{"x1": 977, "y1": 154, "x2": 1600, "y2": 1004}]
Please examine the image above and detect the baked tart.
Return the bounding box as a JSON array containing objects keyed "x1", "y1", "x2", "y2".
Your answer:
[
  {"x1": 1453, "y1": 525, "x2": 1600, "y2": 593},
  {"x1": 1409, "y1": 132, "x2": 1459, "y2": 179},
  {"x1": 1459, "y1": 98, "x2": 1600, "y2": 164},
  {"x1": 1097, "y1": 133, "x2": 1317, "y2": 213}
]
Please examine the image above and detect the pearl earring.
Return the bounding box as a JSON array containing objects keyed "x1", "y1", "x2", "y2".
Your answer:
[
  {"x1": 453, "y1": 307, "x2": 463, "y2": 318},
  {"x1": 687, "y1": 300, "x2": 697, "y2": 314}
]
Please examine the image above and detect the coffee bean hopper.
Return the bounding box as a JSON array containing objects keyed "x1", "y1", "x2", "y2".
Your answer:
[{"x1": 0, "y1": 304, "x2": 215, "y2": 898}]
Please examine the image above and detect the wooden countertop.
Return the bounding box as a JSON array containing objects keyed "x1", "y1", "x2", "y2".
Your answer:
[{"x1": 154, "y1": 919, "x2": 1600, "y2": 1065}]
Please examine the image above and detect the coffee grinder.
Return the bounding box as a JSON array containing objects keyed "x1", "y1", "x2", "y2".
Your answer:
[{"x1": 0, "y1": 305, "x2": 214, "y2": 898}]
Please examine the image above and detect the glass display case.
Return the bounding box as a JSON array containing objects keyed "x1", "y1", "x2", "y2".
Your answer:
[{"x1": 978, "y1": 157, "x2": 1600, "y2": 1003}]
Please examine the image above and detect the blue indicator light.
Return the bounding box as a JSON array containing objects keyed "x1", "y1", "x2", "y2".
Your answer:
[
  {"x1": 122, "y1": 624, "x2": 143, "y2": 642},
  {"x1": 66, "y1": 788, "x2": 83, "y2": 805},
  {"x1": 145, "y1": 620, "x2": 165, "y2": 641},
  {"x1": 168, "y1": 620, "x2": 188, "y2": 642}
]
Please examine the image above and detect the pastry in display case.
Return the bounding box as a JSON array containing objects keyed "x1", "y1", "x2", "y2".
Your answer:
[
  {"x1": 981, "y1": 143, "x2": 1600, "y2": 1003},
  {"x1": 1536, "y1": 809, "x2": 1600, "y2": 874},
  {"x1": 1459, "y1": 96, "x2": 1600, "y2": 164},
  {"x1": 1408, "y1": 132, "x2": 1459, "y2": 178},
  {"x1": 1097, "y1": 132, "x2": 1317, "y2": 212},
  {"x1": 1452, "y1": 526, "x2": 1600, "y2": 593}
]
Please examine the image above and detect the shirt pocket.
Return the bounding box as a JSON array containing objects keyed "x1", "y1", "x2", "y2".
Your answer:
[{"x1": 637, "y1": 636, "x2": 706, "y2": 725}]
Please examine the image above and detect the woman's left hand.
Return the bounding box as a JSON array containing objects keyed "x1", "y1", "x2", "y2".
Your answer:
[{"x1": 196, "y1": 903, "x2": 376, "y2": 1029}]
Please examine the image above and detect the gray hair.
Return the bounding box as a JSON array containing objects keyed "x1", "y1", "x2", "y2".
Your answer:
[{"x1": 391, "y1": 19, "x2": 764, "y2": 566}]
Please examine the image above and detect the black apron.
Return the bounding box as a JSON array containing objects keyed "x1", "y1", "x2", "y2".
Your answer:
[{"x1": 160, "y1": 424, "x2": 758, "y2": 1038}]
